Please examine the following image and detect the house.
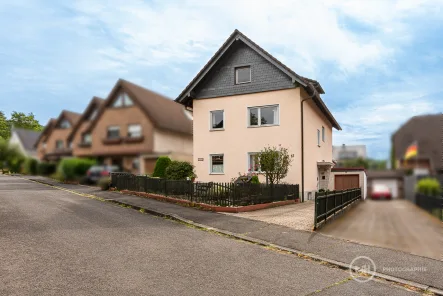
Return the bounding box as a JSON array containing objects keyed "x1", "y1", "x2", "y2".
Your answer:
[
  {"x1": 75, "y1": 79, "x2": 193, "y2": 175},
  {"x1": 35, "y1": 111, "x2": 81, "y2": 161},
  {"x1": 175, "y1": 29, "x2": 341, "y2": 200},
  {"x1": 8, "y1": 127, "x2": 41, "y2": 159},
  {"x1": 391, "y1": 113, "x2": 443, "y2": 174},
  {"x1": 66, "y1": 96, "x2": 105, "y2": 157},
  {"x1": 329, "y1": 167, "x2": 367, "y2": 199},
  {"x1": 366, "y1": 170, "x2": 404, "y2": 199},
  {"x1": 332, "y1": 144, "x2": 367, "y2": 162}
]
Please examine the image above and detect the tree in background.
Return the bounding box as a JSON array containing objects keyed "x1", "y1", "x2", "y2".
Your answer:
[
  {"x1": 0, "y1": 138, "x2": 25, "y2": 173},
  {"x1": 8, "y1": 111, "x2": 43, "y2": 131},
  {"x1": 0, "y1": 111, "x2": 44, "y2": 141},
  {"x1": 339, "y1": 157, "x2": 387, "y2": 170},
  {"x1": 256, "y1": 145, "x2": 294, "y2": 185},
  {"x1": 0, "y1": 111, "x2": 9, "y2": 140},
  {"x1": 152, "y1": 156, "x2": 172, "y2": 178}
]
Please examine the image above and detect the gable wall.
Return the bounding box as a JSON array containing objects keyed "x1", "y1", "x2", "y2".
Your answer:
[{"x1": 194, "y1": 41, "x2": 294, "y2": 99}]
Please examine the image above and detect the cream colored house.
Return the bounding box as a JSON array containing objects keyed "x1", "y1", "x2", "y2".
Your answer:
[{"x1": 176, "y1": 30, "x2": 341, "y2": 200}]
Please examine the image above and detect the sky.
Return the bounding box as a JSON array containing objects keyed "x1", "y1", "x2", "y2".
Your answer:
[{"x1": 1, "y1": 0, "x2": 443, "y2": 160}]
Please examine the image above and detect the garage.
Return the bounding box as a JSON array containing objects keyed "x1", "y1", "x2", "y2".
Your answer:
[
  {"x1": 329, "y1": 168, "x2": 367, "y2": 199},
  {"x1": 367, "y1": 170, "x2": 404, "y2": 199}
]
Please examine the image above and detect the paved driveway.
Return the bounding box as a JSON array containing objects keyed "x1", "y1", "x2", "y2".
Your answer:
[
  {"x1": 319, "y1": 199, "x2": 443, "y2": 260},
  {"x1": 229, "y1": 201, "x2": 315, "y2": 231}
]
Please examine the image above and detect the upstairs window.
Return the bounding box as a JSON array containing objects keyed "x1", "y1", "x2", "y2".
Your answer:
[
  {"x1": 112, "y1": 92, "x2": 134, "y2": 108},
  {"x1": 59, "y1": 119, "x2": 71, "y2": 129},
  {"x1": 317, "y1": 129, "x2": 320, "y2": 146},
  {"x1": 322, "y1": 126, "x2": 325, "y2": 142},
  {"x1": 128, "y1": 124, "x2": 142, "y2": 138},
  {"x1": 235, "y1": 66, "x2": 251, "y2": 84},
  {"x1": 56, "y1": 140, "x2": 63, "y2": 149},
  {"x1": 107, "y1": 126, "x2": 120, "y2": 139},
  {"x1": 82, "y1": 133, "x2": 92, "y2": 144},
  {"x1": 248, "y1": 152, "x2": 261, "y2": 172},
  {"x1": 248, "y1": 105, "x2": 279, "y2": 127},
  {"x1": 210, "y1": 110, "x2": 224, "y2": 130}
]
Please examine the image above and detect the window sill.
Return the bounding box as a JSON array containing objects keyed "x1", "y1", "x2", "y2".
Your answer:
[
  {"x1": 78, "y1": 142, "x2": 92, "y2": 148},
  {"x1": 248, "y1": 124, "x2": 279, "y2": 128},
  {"x1": 102, "y1": 138, "x2": 123, "y2": 145},
  {"x1": 210, "y1": 129, "x2": 225, "y2": 132},
  {"x1": 209, "y1": 173, "x2": 225, "y2": 175},
  {"x1": 124, "y1": 136, "x2": 144, "y2": 143}
]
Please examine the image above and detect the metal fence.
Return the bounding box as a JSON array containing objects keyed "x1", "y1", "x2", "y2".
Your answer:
[
  {"x1": 416, "y1": 194, "x2": 443, "y2": 221},
  {"x1": 314, "y1": 188, "x2": 362, "y2": 230},
  {"x1": 111, "y1": 173, "x2": 299, "y2": 207}
]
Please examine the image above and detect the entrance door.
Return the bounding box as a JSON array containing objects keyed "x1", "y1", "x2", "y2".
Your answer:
[{"x1": 335, "y1": 174, "x2": 359, "y2": 190}]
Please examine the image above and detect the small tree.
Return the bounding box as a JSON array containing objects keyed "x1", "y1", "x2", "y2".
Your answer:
[
  {"x1": 152, "y1": 156, "x2": 171, "y2": 178},
  {"x1": 255, "y1": 145, "x2": 294, "y2": 185}
]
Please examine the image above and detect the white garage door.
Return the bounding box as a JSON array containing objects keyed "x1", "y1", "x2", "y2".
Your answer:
[{"x1": 372, "y1": 179, "x2": 399, "y2": 198}]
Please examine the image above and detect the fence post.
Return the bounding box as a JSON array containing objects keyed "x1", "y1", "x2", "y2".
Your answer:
[
  {"x1": 164, "y1": 180, "x2": 168, "y2": 196},
  {"x1": 314, "y1": 191, "x2": 318, "y2": 230},
  {"x1": 324, "y1": 191, "x2": 328, "y2": 224}
]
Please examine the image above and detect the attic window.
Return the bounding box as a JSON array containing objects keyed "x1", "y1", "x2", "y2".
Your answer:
[
  {"x1": 235, "y1": 66, "x2": 251, "y2": 84},
  {"x1": 89, "y1": 109, "x2": 98, "y2": 121},
  {"x1": 59, "y1": 119, "x2": 71, "y2": 129},
  {"x1": 112, "y1": 92, "x2": 134, "y2": 108}
]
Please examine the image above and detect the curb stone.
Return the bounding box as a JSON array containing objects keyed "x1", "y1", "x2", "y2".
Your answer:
[{"x1": 27, "y1": 178, "x2": 443, "y2": 295}]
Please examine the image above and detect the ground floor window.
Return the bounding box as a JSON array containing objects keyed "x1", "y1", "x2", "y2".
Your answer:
[
  {"x1": 248, "y1": 152, "x2": 260, "y2": 172},
  {"x1": 210, "y1": 154, "x2": 224, "y2": 174}
]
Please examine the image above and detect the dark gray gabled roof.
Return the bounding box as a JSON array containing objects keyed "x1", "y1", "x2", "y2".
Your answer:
[
  {"x1": 11, "y1": 128, "x2": 41, "y2": 152},
  {"x1": 175, "y1": 29, "x2": 341, "y2": 130}
]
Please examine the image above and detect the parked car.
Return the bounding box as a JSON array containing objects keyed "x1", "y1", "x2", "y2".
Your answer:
[
  {"x1": 85, "y1": 165, "x2": 120, "y2": 184},
  {"x1": 371, "y1": 184, "x2": 392, "y2": 200}
]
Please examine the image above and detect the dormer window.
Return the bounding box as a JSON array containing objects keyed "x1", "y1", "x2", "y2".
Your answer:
[
  {"x1": 59, "y1": 119, "x2": 71, "y2": 129},
  {"x1": 89, "y1": 109, "x2": 98, "y2": 121},
  {"x1": 235, "y1": 66, "x2": 251, "y2": 84},
  {"x1": 112, "y1": 92, "x2": 134, "y2": 108}
]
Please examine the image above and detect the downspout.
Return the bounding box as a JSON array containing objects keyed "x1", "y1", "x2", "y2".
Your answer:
[{"x1": 301, "y1": 83, "x2": 318, "y2": 202}]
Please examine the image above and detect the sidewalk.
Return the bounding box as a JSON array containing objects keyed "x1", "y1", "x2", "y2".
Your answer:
[{"x1": 26, "y1": 176, "x2": 443, "y2": 292}]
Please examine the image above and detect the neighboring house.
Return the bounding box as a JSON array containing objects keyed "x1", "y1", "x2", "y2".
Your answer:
[
  {"x1": 332, "y1": 144, "x2": 367, "y2": 161},
  {"x1": 9, "y1": 127, "x2": 41, "y2": 159},
  {"x1": 367, "y1": 170, "x2": 404, "y2": 199},
  {"x1": 329, "y1": 167, "x2": 367, "y2": 200},
  {"x1": 76, "y1": 79, "x2": 193, "y2": 175},
  {"x1": 66, "y1": 96, "x2": 105, "y2": 157},
  {"x1": 175, "y1": 29, "x2": 341, "y2": 200},
  {"x1": 35, "y1": 111, "x2": 81, "y2": 161},
  {"x1": 392, "y1": 113, "x2": 443, "y2": 174}
]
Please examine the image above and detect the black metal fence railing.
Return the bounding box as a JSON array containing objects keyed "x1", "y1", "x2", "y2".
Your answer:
[
  {"x1": 416, "y1": 193, "x2": 443, "y2": 221},
  {"x1": 314, "y1": 188, "x2": 362, "y2": 230},
  {"x1": 111, "y1": 173, "x2": 300, "y2": 207}
]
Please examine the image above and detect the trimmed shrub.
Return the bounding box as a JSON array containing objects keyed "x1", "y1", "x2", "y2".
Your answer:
[
  {"x1": 24, "y1": 158, "x2": 38, "y2": 175},
  {"x1": 152, "y1": 156, "x2": 171, "y2": 178},
  {"x1": 37, "y1": 162, "x2": 57, "y2": 176},
  {"x1": 250, "y1": 175, "x2": 260, "y2": 184},
  {"x1": 57, "y1": 158, "x2": 96, "y2": 181},
  {"x1": 165, "y1": 161, "x2": 196, "y2": 180},
  {"x1": 98, "y1": 177, "x2": 111, "y2": 191},
  {"x1": 416, "y1": 178, "x2": 441, "y2": 196}
]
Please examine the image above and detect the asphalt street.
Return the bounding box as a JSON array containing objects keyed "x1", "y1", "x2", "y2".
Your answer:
[{"x1": 0, "y1": 176, "x2": 420, "y2": 295}]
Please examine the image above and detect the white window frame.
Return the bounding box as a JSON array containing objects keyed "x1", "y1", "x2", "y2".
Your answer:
[
  {"x1": 209, "y1": 154, "x2": 224, "y2": 175},
  {"x1": 112, "y1": 92, "x2": 134, "y2": 108},
  {"x1": 210, "y1": 110, "x2": 224, "y2": 131},
  {"x1": 127, "y1": 124, "x2": 142, "y2": 138},
  {"x1": 317, "y1": 129, "x2": 321, "y2": 147},
  {"x1": 247, "y1": 104, "x2": 280, "y2": 127},
  {"x1": 322, "y1": 126, "x2": 325, "y2": 142},
  {"x1": 247, "y1": 152, "x2": 261, "y2": 173},
  {"x1": 235, "y1": 66, "x2": 251, "y2": 84},
  {"x1": 56, "y1": 140, "x2": 64, "y2": 149},
  {"x1": 60, "y1": 119, "x2": 71, "y2": 129},
  {"x1": 82, "y1": 133, "x2": 92, "y2": 144}
]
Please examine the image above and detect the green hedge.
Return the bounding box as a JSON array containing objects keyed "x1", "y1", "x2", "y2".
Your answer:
[
  {"x1": 416, "y1": 178, "x2": 441, "y2": 196},
  {"x1": 165, "y1": 161, "x2": 195, "y2": 180},
  {"x1": 24, "y1": 158, "x2": 39, "y2": 175},
  {"x1": 37, "y1": 162, "x2": 57, "y2": 176},
  {"x1": 152, "y1": 156, "x2": 171, "y2": 178},
  {"x1": 57, "y1": 158, "x2": 96, "y2": 180}
]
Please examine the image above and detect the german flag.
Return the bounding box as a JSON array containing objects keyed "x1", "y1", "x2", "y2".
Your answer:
[{"x1": 404, "y1": 142, "x2": 418, "y2": 160}]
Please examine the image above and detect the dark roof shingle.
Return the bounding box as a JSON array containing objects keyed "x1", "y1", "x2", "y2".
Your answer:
[{"x1": 12, "y1": 128, "x2": 41, "y2": 151}]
